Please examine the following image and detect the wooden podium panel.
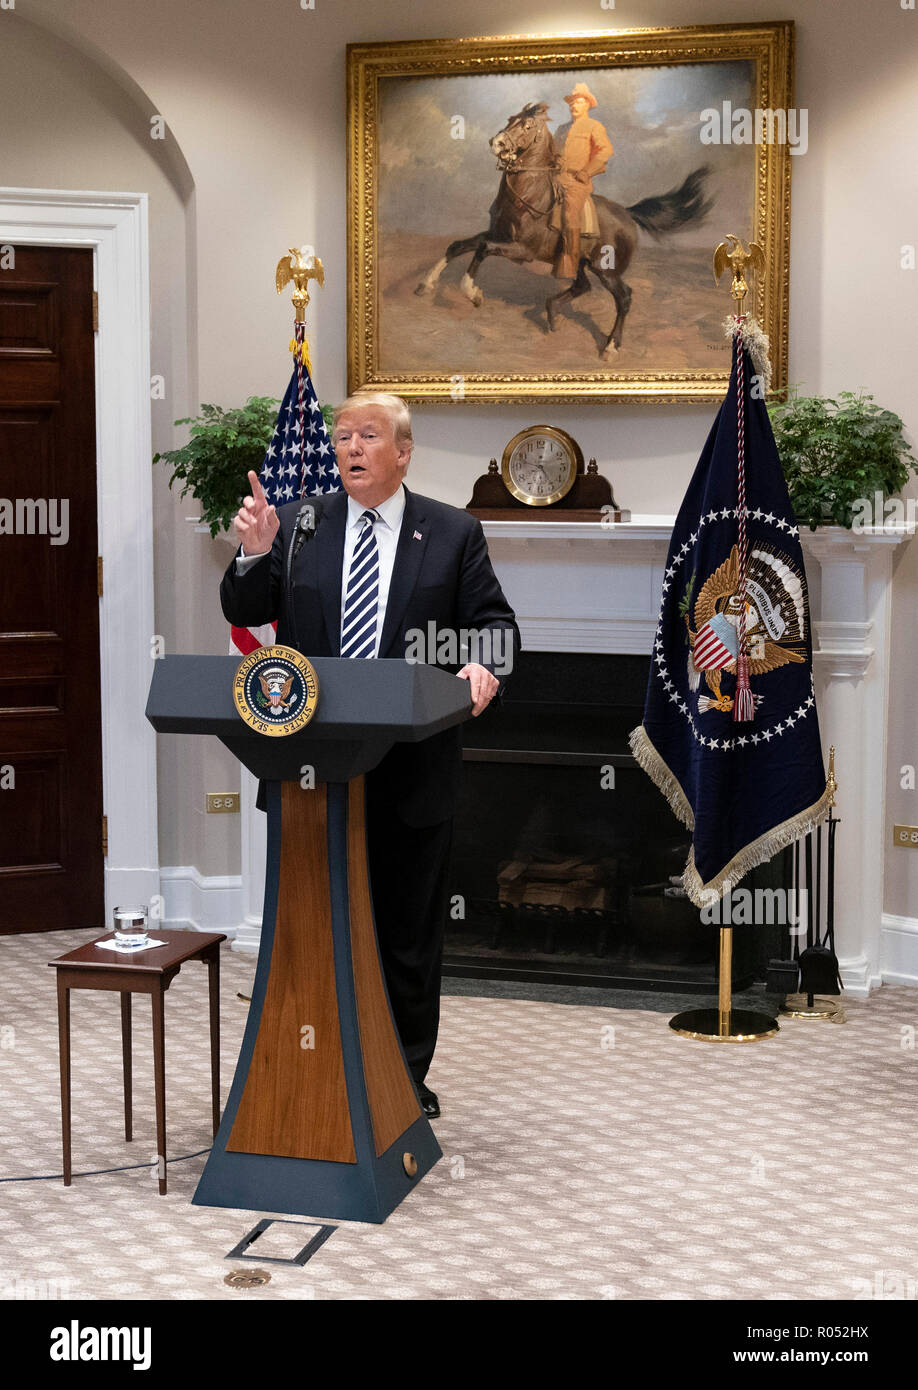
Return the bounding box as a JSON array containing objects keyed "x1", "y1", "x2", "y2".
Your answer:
[
  {"x1": 228, "y1": 783, "x2": 356, "y2": 1162},
  {"x1": 200, "y1": 776, "x2": 437, "y2": 1220},
  {"x1": 347, "y1": 783, "x2": 422, "y2": 1155}
]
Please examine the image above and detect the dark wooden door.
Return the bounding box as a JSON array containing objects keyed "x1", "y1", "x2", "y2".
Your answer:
[{"x1": 0, "y1": 245, "x2": 104, "y2": 932}]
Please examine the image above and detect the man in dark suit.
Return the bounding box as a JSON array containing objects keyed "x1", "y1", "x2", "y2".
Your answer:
[{"x1": 220, "y1": 392, "x2": 519, "y2": 1118}]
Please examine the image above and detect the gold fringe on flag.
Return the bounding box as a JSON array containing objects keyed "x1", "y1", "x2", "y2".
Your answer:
[{"x1": 628, "y1": 724, "x2": 833, "y2": 908}]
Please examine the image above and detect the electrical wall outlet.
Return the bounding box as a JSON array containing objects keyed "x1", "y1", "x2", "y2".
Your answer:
[
  {"x1": 207, "y1": 793, "x2": 240, "y2": 814},
  {"x1": 892, "y1": 824, "x2": 918, "y2": 849}
]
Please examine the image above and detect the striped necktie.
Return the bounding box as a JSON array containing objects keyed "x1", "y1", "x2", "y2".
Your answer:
[{"x1": 340, "y1": 509, "x2": 380, "y2": 658}]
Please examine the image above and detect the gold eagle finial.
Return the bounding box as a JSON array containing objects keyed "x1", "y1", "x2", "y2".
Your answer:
[
  {"x1": 275, "y1": 246, "x2": 325, "y2": 323},
  {"x1": 713, "y1": 234, "x2": 765, "y2": 313}
]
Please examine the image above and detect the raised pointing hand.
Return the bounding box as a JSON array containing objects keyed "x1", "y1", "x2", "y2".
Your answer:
[{"x1": 233, "y1": 470, "x2": 279, "y2": 554}]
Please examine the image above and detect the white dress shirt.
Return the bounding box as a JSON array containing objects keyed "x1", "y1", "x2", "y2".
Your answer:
[
  {"x1": 236, "y1": 484, "x2": 406, "y2": 658},
  {"x1": 340, "y1": 485, "x2": 405, "y2": 658}
]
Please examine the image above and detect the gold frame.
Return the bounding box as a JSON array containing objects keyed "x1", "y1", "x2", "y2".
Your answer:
[
  {"x1": 347, "y1": 22, "x2": 793, "y2": 404},
  {"x1": 501, "y1": 425, "x2": 581, "y2": 506}
]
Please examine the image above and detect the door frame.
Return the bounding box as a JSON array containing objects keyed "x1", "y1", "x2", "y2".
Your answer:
[{"x1": 0, "y1": 188, "x2": 159, "y2": 923}]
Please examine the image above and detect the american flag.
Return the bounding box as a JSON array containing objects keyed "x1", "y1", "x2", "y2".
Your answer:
[{"x1": 229, "y1": 363, "x2": 341, "y2": 656}]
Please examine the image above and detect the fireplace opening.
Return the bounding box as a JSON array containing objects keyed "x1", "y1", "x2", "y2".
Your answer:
[{"x1": 445, "y1": 651, "x2": 788, "y2": 991}]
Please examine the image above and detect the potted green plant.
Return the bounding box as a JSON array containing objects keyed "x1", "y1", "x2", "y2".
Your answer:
[
  {"x1": 154, "y1": 396, "x2": 336, "y2": 538},
  {"x1": 767, "y1": 389, "x2": 917, "y2": 530}
]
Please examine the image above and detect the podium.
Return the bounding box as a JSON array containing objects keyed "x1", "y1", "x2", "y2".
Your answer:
[{"x1": 145, "y1": 655, "x2": 472, "y2": 1223}]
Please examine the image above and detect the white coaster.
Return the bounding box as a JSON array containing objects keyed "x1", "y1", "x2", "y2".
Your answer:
[{"x1": 94, "y1": 938, "x2": 169, "y2": 953}]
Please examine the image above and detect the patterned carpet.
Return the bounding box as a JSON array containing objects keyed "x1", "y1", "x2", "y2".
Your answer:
[{"x1": 2, "y1": 928, "x2": 917, "y2": 1302}]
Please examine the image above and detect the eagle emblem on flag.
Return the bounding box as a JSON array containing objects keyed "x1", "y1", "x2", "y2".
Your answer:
[{"x1": 685, "y1": 543, "x2": 807, "y2": 714}]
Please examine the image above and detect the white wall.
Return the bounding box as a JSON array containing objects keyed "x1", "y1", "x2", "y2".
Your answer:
[{"x1": 4, "y1": 0, "x2": 916, "y2": 914}]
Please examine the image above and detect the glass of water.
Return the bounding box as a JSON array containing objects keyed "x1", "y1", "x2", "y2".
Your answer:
[{"x1": 113, "y1": 906, "x2": 149, "y2": 948}]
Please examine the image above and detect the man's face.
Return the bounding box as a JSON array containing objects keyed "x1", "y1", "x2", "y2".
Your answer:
[
  {"x1": 333, "y1": 406, "x2": 409, "y2": 508},
  {"x1": 569, "y1": 97, "x2": 589, "y2": 119}
]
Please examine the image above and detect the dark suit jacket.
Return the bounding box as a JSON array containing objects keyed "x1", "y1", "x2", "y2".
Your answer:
[{"x1": 220, "y1": 486, "x2": 520, "y2": 826}]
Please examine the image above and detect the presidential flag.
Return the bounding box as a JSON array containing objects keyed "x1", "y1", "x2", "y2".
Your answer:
[
  {"x1": 629, "y1": 318, "x2": 830, "y2": 906},
  {"x1": 229, "y1": 360, "x2": 340, "y2": 656}
]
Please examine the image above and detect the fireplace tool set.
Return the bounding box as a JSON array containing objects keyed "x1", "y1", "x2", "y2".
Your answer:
[{"x1": 775, "y1": 745, "x2": 845, "y2": 1022}]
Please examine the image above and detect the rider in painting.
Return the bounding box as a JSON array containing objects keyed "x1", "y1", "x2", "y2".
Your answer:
[{"x1": 553, "y1": 83, "x2": 613, "y2": 279}]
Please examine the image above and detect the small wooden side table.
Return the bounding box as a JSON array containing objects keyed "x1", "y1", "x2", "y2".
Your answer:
[{"x1": 48, "y1": 930, "x2": 226, "y2": 1194}]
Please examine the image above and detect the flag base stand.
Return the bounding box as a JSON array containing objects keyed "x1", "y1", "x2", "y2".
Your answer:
[
  {"x1": 780, "y1": 994, "x2": 846, "y2": 1023},
  {"x1": 669, "y1": 1007, "x2": 779, "y2": 1042},
  {"x1": 669, "y1": 927, "x2": 779, "y2": 1043}
]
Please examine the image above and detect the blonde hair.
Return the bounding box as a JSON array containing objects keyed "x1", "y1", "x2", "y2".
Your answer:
[{"x1": 332, "y1": 392, "x2": 413, "y2": 455}]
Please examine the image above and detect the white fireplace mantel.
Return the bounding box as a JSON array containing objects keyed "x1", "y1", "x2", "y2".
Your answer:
[
  {"x1": 480, "y1": 516, "x2": 674, "y2": 655},
  {"x1": 481, "y1": 516, "x2": 916, "y2": 996}
]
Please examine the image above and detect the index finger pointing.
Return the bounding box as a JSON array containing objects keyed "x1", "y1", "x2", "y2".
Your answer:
[{"x1": 247, "y1": 470, "x2": 267, "y2": 503}]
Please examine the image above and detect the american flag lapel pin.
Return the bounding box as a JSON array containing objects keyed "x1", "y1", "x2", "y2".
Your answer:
[{"x1": 413, "y1": 529, "x2": 422, "y2": 540}]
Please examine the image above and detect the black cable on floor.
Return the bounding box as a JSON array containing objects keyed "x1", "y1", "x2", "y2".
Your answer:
[{"x1": 0, "y1": 1149, "x2": 212, "y2": 1183}]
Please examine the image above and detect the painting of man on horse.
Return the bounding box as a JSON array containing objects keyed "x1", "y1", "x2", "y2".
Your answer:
[
  {"x1": 363, "y1": 53, "x2": 769, "y2": 393},
  {"x1": 416, "y1": 95, "x2": 712, "y2": 360}
]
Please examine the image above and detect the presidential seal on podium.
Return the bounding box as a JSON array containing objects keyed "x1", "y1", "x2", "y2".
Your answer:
[{"x1": 232, "y1": 644, "x2": 319, "y2": 737}]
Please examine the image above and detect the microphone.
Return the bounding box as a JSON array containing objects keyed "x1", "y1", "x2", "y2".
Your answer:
[{"x1": 291, "y1": 502, "x2": 317, "y2": 560}]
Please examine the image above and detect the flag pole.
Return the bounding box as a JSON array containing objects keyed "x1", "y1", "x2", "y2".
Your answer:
[{"x1": 669, "y1": 235, "x2": 779, "y2": 1045}]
